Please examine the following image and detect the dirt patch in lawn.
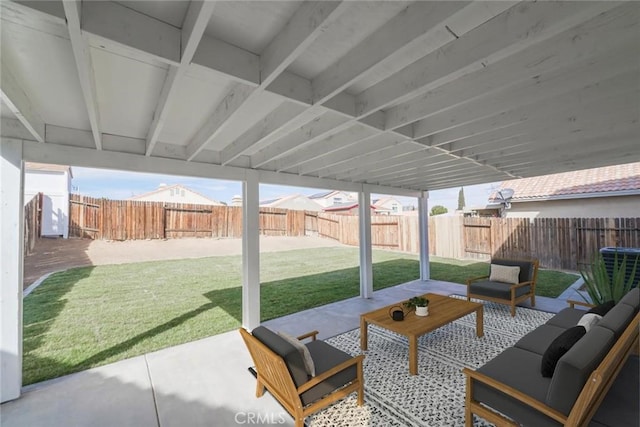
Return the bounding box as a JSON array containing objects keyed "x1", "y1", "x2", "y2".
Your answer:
[{"x1": 23, "y1": 236, "x2": 345, "y2": 289}]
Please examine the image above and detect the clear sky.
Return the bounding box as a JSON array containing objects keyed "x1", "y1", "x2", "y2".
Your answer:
[{"x1": 70, "y1": 166, "x2": 500, "y2": 213}]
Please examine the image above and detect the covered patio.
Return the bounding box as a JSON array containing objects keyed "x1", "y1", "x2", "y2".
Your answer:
[
  {"x1": 1, "y1": 279, "x2": 578, "y2": 426},
  {"x1": 1, "y1": 0, "x2": 639, "y2": 422}
]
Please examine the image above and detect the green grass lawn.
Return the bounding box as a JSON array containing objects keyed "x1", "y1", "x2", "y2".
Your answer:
[{"x1": 23, "y1": 247, "x2": 577, "y2": 385}]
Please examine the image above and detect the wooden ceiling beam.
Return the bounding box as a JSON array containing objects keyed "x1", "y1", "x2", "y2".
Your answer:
[
  {"x1": 298, "y1": 134, "x2": 405, "y2": 176},
  {"x1": 313, "y1": 141, "x2": 420, "y2": 179},
  {"x1": 219, "y1": 102, "x2": 306, "y2": 165},
  {"x1": 417, "y1": 71, "x2": 637, "y2": 148},
  {"x1": 186, "y1": 1, "x2": 348, "y2": 161},
  {"x1": 311, "y1": 1, "x2": 466, "y2": 104},
  {"x1": 145, "y1": 1, "x2": 216, "y2": 156},
  {"x1": 392, "y1": 46, "x2": 635, "y2": 138},
  {"x1": 389, "y1": 4, "x2": 638, "y2": 132},
  {"x1": 274, "y1": 125, "x2": 377, "y2": 173},
  {"x1": 62, "y1": 0, "x2": 102, "y2": 149},
  {"x1": 357, "y1": 1, "x2": 618, "y2": 118},
  {"x1": 0, "y1": 61, "x2": 45, "y2": 143}
]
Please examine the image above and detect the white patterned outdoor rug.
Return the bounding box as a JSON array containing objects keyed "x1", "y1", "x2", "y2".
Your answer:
[{"x1": 306, "y1": 298, "x2": 554, "y2": 427}]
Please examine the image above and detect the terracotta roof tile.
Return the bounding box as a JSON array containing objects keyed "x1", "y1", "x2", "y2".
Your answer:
[{"x1": 498, "y1": 162, "x2": 640, "y2": 201}]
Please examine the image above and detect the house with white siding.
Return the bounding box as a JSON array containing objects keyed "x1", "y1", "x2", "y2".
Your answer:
[
  {"x1": 309, "y1": 190, "x2": 357, "y2": 208},
  {"x1": 260, "y1": 194, "x2": 323, "y2": 211},
  {"x1": 129, "y1": 184, "x2": 225, "y2": 206}
]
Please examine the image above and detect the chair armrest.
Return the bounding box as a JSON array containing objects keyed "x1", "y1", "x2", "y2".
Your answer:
[
  {"x1": 567, "y1": 300, "x2": 595, "y2": 309},
  {"x1": 297, "y1": 354, "x2": 364, "y2": 394},
  {"x1": 462, "y1": 367, "x2": 566, "y2": 424},
  {"x1": 466, "y1": 275, "x2": 489, "y2": 285},
  {"x1": 512, "y1": 280, "x2": 534, "y2": 289},
  {"x1": 297, "y1": 330, "x2": 319, "y2": 341}
]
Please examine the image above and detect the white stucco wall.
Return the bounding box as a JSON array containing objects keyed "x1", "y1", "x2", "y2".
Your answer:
[
  {"x1": 504, "y1": 195, "x2": 640, "y2": 219},
  {"x1": 24, "y1": 170, "x2": 71, "y2": 238}
]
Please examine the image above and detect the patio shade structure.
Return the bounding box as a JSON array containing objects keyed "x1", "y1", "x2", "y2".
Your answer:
[{"x1": 1, "y1": 0, "x2": 639, "y2": 403}]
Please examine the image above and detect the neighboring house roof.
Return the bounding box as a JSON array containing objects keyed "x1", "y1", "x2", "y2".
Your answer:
[
  {"x1": 494, "y1": 162, "x2": 640, "y2": 202},
  {"x1": 373, "y1": 196, "x2": 400, "y2": 207},
  {"x1": 130, "y1": 184, "x2": 224, "y2": 205},
  {"x1": 25, "y1": 162, "x2": 73, "y2": 178},
  {"x1": 323, "y1": 202, "x2": 375, "y2": 212},
  {"x1": 309, "y1": 190, "x2": 338, "y2": 199},
  {"x1": 309, "y1": 191, "x2": 335, "y2": 199}
]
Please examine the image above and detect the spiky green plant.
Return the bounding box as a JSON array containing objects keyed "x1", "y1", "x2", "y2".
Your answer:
[{"x1": 580, "y1": 250, "x2": 638, "y2": 304}]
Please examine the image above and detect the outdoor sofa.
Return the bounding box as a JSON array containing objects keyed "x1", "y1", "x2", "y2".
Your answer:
[{"x1": 463, "y1": 287, "x2": 640, "y2": 426}]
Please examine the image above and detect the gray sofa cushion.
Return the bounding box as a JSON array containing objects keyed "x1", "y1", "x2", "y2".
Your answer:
[
  {"x1": 619, "y1": 287, "x2": 639, "y2": 312},
  {"x1": 590, "y1": 355, "x2": 639, "y2": 427},
  {"x1": 475, "y1": 347, "x2": 559, "y2": 427},
  {"x1": 469, "y1": 280, "x2": 531, "y2": 300},
  {"x1": 598, "y1": 303, "x2": 635, "y2": 338},
  {"x1": 515, "y1": 324, "x2": 567, "y2": 355},
  {"x1": 300, "y1": 340, "x2": 357, "y2": 406},
  {"x1": 546, "y1": 307, "x2": 586, "y2": 329},
  {"x1": 546, "y1": 326, "x2": 615, "y2": 415},
  {"x1": 251, "y1": 326, "x2": 309, "y2": 388}
]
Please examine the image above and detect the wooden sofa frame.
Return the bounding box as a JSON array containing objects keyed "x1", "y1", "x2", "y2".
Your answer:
[
  {"x1": 462, "y1": 310, "x2": 640, "y2": 426},
  {"x1": 239, "y1": 328, "x2": 364, "y2": 427},
  {"x1": 466, "y1": 259, "x2": 540, "y2": 317}
]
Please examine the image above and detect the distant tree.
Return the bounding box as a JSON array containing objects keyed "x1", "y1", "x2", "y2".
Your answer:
[
  {"x1": 458, "y1": 187, "x2": 466, "y2": 211},
  {"x1": 430, "y1": 205, "x2": 448, "y2": 216}
]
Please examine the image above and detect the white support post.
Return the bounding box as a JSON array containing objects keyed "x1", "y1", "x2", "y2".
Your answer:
[
  {"x1": 242, "y1": 170, "x2": 260, "y2": 330},
  {"x1": 418, "y1": 192, "x2": 430, "y2": 281},
  {"x1": 0, "y1": 139, "x2": 24, "y2": 403},
  {"x1": 358, "y1": 188, "x2": 373, "y2": 298}
]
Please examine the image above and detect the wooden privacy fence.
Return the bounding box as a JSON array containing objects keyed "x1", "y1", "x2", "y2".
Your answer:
[
  {"x1": 68, "y1": 194, "x2": 311, "y2": 240},
  {"x1": 317, "y1": 213, "x2": 421, "y2": 253},
  {"x1": 453, "y1": 217, "x2": 640, "y2": 271},
  {"x1": 23, "y1": 193, "x2": 42, "y2": 255},
  {"x1": 318, "y1": 214, "x2": 640, "y2": 271},
  {"x1": 67, "y1": 194, "x2": 639, "y2": 271}
]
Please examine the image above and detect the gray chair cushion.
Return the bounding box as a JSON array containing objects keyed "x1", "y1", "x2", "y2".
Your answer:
[
  {"x1": 475, "y1": 347, "x2": 558, "y2": 427},
  {"x1": 619, "y1": 288, "x2": 639, "y2": 313},
  {"x1": 546, "y1": 326, "x2": 615, "y2": 415},
  {"x1": 546, "y1": 307, "x2": 587, "y2": 329},
  {"x1": 251, "y1": 326, "x2": 309, "y2": 388},
  {"x1": 492, "y1": 258, "x2": 536, "y2": 283},
  {"x1": 590, "y1": 355, "x2": 639, "y2": 427},
  {"x1": 300, "y1": 340, "x2": 357, "y2": 406},
  {"x1": 598, "y1": 303, "x2": 635, "y2": 338},
  {"x1": 515, "y1": 324, "x2": 567, "y2": 355},
  {"x1": 469, "y1": 280, "x2": 531, "y2": 300}
]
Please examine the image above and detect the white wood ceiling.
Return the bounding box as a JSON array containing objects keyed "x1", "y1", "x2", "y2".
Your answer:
[{"x1": 1, "y1": 1, "x2": 639, "y2": 192}]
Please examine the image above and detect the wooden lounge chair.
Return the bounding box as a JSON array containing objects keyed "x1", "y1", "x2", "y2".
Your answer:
[
  {"x1": 239, "y1": 326, "x2": 364, "y2": 427},
  {"x1": 466, "y1": 258, "x2": 539, "y2": 316}
]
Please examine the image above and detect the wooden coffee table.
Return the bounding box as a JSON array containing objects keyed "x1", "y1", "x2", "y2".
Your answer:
[{"x1": 360, "y1": 293, "x2": 483, "y2": 375}]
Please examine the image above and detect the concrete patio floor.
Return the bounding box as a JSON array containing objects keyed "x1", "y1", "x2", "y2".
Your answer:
[{"x1": 1, "y1": 279, "x2": 579, "y2": 427}]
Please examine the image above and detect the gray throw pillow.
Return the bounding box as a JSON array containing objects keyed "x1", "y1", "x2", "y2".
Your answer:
[{"x1": 278, "y1": 331, "x2": 315, "y2": 377}]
